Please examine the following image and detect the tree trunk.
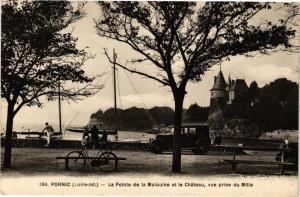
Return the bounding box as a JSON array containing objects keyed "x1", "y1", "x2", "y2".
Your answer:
[
  {"x1": 3, "y1": 104, "x2": 14, "y2": 169},
  {"x1": 172, "y1": 91, "x2": 184, "y2": 173}
]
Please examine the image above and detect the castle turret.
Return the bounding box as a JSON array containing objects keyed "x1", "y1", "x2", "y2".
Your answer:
[
  {"x1": 228, "y1": 74, "x2": 231, "y2": 88},
  {"x1": 209, "y1": 70, "x2": 226, "y2": 114},
  {"x1": 210, "y1": 70, "x2": 226, "y2": 98}
]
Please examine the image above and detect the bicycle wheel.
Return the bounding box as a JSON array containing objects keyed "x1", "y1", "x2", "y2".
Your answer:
[
  {"x1": 66, "y1": 151, "x2": 86, "y2": 171},
  {"x1": 98, "y1": 151, "x2": 117, "y2": 172}
]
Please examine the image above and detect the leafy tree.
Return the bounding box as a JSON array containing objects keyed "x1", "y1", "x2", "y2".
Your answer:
[
  {"x1": 248, "y1": 78, "x2": 298, "y2": 131},
  {"x1": 95, "y1": 2, "x2": 295, "y2": 172},
  {"x1": 186, "y1": 103, "x2": 209, "y2": 122},
  {"x1": 225, "y1": 78, "x2": 298, "y2": 134},
  {"x1": 249, "y1": 81, "x2": 260, "y2": 100},
  {"x1": 207, "y1": 110, "x2": 225, "y2": 130},
  {"x1": 182, "y1": 109, "x2": 189, "y2": 123},
  {"x1": 226, "y1": 90, "x2": 251, "y2": 119},
  {"x1": 119, "y1": 107, "x2": 152, "y2": 130},
  {"x1": 284, "y1": 85, "x2": 298, "y2": 129},
  {"x1": 91, "y1": 109, "x2": 104, "y2": 120},
  {"x1": 149, "y1": 106, "x2": 174, "y2": 126},
  {"x1": 280, "y1": 3, "x2": 299, "y2": 27},
  {"x1": 95, "y1": 106, "x2": 174, "y2": 130},
  {"x1": 273, "y1": 3, "x2": 299, "y2": 54},
  {"x1": 102, "y1": 108, "x2": 123, "y2": 130},
  {"x1": 1, "y1": 1, "x2": 101, "y2": 168},
  {"x1": 263, "y1": 78, "x2": 297, "y2": 102}
]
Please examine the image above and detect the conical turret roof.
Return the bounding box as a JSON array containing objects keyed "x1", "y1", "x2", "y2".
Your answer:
[
  {"x1": 210, "y1": 71, "x2": 226, "y2": 91},
  {"x1": 229, "y1": 79, "x2": 248, "y2": 91}
]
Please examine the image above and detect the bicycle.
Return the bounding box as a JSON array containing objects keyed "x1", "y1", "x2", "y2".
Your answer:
[{"x1": 65, "y1": 141, "x2": 118, "y2": 172}]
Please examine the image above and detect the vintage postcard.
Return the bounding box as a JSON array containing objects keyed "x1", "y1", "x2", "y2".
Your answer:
[{"x1": 1, "y1": 1, "x2": 299, "y2": 196}]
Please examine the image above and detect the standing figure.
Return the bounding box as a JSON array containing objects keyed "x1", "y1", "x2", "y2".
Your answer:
[
  {"x1": 90, "y1": 125, "x2": 99, "y2": 149},
  {"x1": 100, "y1": 129, "x2": 108, "y2": 142},
  {"x1": 81, "y1": 127, "x2": 90, "y2": 146},
  {"x1": 99, "y1": 129, "x2": 108, "y2": 150},
  {"x1": 214, "y1": 133, "x2": 222, "y2": 145},
  {"x1": 42, "y1": 122, "x2": 54, "y2": 147}
]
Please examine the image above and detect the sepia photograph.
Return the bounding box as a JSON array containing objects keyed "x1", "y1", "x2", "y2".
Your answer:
[{"x1": 0, "y1": 1, "x2": 299, "y2": 196}]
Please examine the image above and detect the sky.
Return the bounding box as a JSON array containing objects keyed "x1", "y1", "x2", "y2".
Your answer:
[{"x1": 1, "y1": 2, "x2": 299, "y2": 131}]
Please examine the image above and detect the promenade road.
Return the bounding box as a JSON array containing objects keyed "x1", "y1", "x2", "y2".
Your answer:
[{"x1": 1, "y1": 147, "x2": 298, "y2": 176}]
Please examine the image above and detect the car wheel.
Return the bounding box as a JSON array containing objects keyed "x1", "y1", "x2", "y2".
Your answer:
[
  {"x1": 150, "y1": 141, "x2": 163, "y2": 154},
  {"x1": 192, "y1": 141, "x2": 208, "y2": 155}
]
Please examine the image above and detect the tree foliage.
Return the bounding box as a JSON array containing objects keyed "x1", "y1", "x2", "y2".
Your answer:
[
  {"x1": 186, "y1": 103, "x2": 209, "y2": 122},
  {"x1": 97, "y1": 2, "x2": 295, "y2": 87},
  {"x1": 280, "y1": 3, "x2": 299, "y2": 27},
  {"x1": 248, "y1": 81, "x2": 260, "y2": 100},
  {"x1": 91, "y1": 109, "x2": 104, "y2": 120},
  {"x1": 225, "y1": 78, "x2": 298, "y2": 134},
  {"x1": 2, "y1": 1, "x2": 100, "y2": 112},
  {"x1": 1, "y1": 1, "x2": 101, "y2": 168},
  {"x1": 90, "y1": 106, "x2": 174, "y2": 130},
  {"x1": 248, "y1": 78, "x2": 298, "y2": 131},
  {"x1": 95, "y1": 2, "x2": 296, "y2": 172},
  {"x1": 149, "y1": 106, "x2": 175, "y2": 126}
]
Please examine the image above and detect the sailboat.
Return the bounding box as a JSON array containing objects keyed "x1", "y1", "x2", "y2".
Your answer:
[
  {"x1": 65, "y1": 49, "x2": 119, "y2": 139},
  {"x1": 14, "y1": 49, "x2": 156, "y2": 145},
  {"x1": 13, "y1": 49, "x2": 121, "y2": 144}
]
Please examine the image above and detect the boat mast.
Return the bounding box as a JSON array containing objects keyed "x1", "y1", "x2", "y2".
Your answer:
[
  {"x1": 113, "y1": 49, "x2": 118, "y2": 137},
  {"x1": 58, "y1": 80, "x2": 62, "y2": 134}
]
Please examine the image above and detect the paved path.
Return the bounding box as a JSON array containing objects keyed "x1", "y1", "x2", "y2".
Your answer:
[{"x1": 1, "y1": 147, "x2": 298, "y2": 177}]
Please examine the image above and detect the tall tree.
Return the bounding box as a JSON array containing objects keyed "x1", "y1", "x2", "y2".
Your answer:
[
  {"x1": 274, "y1": 3, "x2": 299, "y2": 54},
  {"x1": 249, "y1": 81, "x2": 260, "y2": 101},
  {"x1": 1, "y1": 1, "x2": 101, "y2": 168},
  {"x1": 91, "y1": 109, "x2": 104, "y2": 121},
  {"x1": 95, "y1": 2, "x2": 295, "y2": 172},
  {"x1": 281, "y1": 3, "x2": 299, "y2": 27},
  {"x1": 149, "y1": 107, "x2": 174, "y2": 126},
  {"x1": 248, "y1": 78, "x2": 298, "y2": 131},
  {"x1": 186, "y1": 103, "x2": 209, "y2": 122}
]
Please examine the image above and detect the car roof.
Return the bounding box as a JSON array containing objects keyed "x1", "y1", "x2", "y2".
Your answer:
[{"x1": 181, "y1": 123, "x2": 208, "y2": 127}]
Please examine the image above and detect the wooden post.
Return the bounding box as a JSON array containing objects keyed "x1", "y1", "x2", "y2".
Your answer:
[
  {"x1": 281, "y1": 147, "x2": 285, "y2": 162},
  {"x1": 280, "y1": 146, "x2": 285, "y2": 174},
  {"x1": 58, "y1": 80, "x2": 62, "y2": 134},
  {"x1": 113, "y1": 49, "x2": 118, "y2": 140},
  {"x1": 233, "y1": 149, "x2": 236, "y2": 160}
]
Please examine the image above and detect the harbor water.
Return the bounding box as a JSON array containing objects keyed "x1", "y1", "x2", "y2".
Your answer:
[{"x1": 10, "y1": 123, "x2": 156, "y2": 143}]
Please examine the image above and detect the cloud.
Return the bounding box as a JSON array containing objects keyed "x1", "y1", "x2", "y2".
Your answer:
[
  {"x1": 224, "y1": 63, "x2": 298, "y2": 87},
  {"x1": 244, "y1": 64, "x2": 298, "y2": 86},
  {"x1": 2, "y1": 2, "x2": 299, "y2": 130}
]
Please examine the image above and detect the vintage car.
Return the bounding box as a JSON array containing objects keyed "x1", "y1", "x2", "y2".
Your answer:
[{"x1": 149, "y1": 123, "x2": 210, "y2": 154}]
